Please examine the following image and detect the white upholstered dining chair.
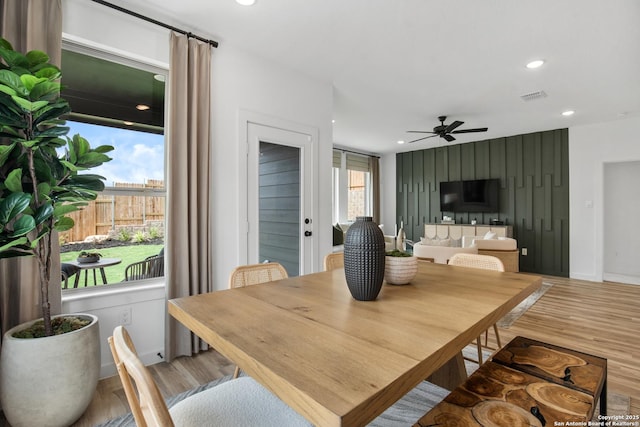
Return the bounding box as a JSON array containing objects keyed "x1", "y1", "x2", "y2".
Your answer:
[
  {"x1": 448, "y1": 253, "x2": 505, "y2": 364},
  {"x1": 108, "y1": 326, "x2": 310, "y2": 427}
]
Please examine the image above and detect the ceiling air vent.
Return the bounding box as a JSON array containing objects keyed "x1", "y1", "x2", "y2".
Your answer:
[{"x1": 520, "y1": 90, "x2": 547, "y2": 102}]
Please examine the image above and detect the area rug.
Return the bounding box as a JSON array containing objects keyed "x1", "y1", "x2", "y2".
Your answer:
[
  {"x1": 497, "y1": 281, "x2": 553, "y2": 328},
  {"x1": 96, "y1": 342, "x2": 629, "y2": 426},
  {"x1": 95, "y1": 373, "x2": 451, "y2": 427}
]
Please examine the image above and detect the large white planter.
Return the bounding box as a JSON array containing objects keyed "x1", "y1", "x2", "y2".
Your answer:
[
  {"x1": 0, "y1": 313, "x2": 100, "y2": 427},
  {"x1": 384, "y1": 255, "x2": 418, "y2": 285}
]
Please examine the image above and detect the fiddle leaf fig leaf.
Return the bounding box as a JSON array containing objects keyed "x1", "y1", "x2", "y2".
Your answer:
[
  {"x1": 19, "y1": 74, "x2": 47, "y2": 92},
  {"x1": 0, "y1": 69, "x2": 25, "y2": 93},
  {"x1": 0, "y1": 192, "x2": 30, "y2": 225},
  {"x1": 0, "y1": 236, "x2": 28, "y2": 253},
  {"x1": 25, "y1": 50, "x2": 49, "y2": 68},
  {"x1": 33, "y1": 203, "x2": 54, "y2": 225},
  {"x1": 9, "y1": 215, "x2": 35, "y2": 237},
  {"x1": 54, "y1": 216, "x2": 74, "y2": 232},
  {"x1": 4, "y1": 169, "x2": 23, "y2": 192},
  {"x1": 0, "y1": 84, "x2": 17, "y2": 96},
  {"x1": 0, "y1": 142, "x2": 16, "y2": 166}
]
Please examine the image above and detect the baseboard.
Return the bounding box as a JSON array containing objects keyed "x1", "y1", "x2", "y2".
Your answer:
[
  {"x1": 603, "y1": 273, "x2": 640, "y2": 286},
  {"x1": 100, "y1": 348, "x2": 164, "y2": 379},
  {"x1": 570, "y1": 272, "x2": 601, "y2": 282}
]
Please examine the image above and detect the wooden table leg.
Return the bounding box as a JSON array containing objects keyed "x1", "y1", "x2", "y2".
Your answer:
[{"x1": 427, "y1": 351, "x2": 467, "y2": 391}]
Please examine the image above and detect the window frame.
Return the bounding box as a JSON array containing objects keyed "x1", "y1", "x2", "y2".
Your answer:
[
  {"x1": 332, "y1": 150, "x2": 373, "y2": 224},
  {"x1": 60, "y1": 35, "x2": 169, "y2": 294}
]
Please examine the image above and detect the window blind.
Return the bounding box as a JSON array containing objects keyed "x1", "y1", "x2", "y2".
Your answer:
[
  {"x1": 346, "y1": 153, "x2": 370, "y2": 172},
  {"x1": 332, "y1": 150, "x2": 342, "y2": 168}
]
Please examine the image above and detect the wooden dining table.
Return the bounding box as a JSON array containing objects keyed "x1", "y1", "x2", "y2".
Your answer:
[{"x1": 168, "y1": 262, "x2": 541, "y2": 427}]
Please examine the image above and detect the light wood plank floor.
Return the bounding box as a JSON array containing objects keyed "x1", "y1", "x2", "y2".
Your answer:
[{"x1": 4, "y1": 275, "x2": 638, "y2": 426}]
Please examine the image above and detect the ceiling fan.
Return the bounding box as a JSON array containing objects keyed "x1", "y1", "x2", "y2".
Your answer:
[{"x1": 407, "y1": 116, "x2": 488, "y2": 143}]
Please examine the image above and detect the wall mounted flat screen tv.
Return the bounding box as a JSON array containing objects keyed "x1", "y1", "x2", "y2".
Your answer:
[{"x1": 439, "y1": 179, "x2": 499, "y2": 213}]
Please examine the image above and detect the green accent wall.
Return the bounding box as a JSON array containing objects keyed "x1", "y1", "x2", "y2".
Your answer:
[{"x1": 396, "y1": 128, "x2": 569, "y2": 276}]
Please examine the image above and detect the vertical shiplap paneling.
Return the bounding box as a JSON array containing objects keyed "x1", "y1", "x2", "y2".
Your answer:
[
  {"x1": 424, "y1": 149, "x2": 438, "y2": 225},
  {"x1": 554, "y1": 129, "x2": 564, "y2": 187},
  {"x1": 460, "y1": 143, "x2": 475, "y2": 180},
  {"x1": 474, "y1": 140, "x2": 490, "y2": 178},
  {"x1": 395, "y1": 153, "x2": 403, "y2": 235},
  {"x1": 447, "y1": 144, "x2": 461, "y2": 181},
  {"x1": 411, "y1": 151, "x2": 425, "y2": 241},
  {"x1": 400, "y1": 152, "x2": 413, "y2": 237},
  {"x1": 544, "y1": 174, "x2": 552, "y2": 232},
  {"x1": 516, "y1": 135, "x2": 524, "y2": 188},
  {"x1": 526, "y1": 175, "x2": 534, "y2": 231},
  {"x1": 534, "y1": 132, "x2": 542, "y2": 187},
  {"x1": 508, "y1": 176, "x2": 516, "y2": 235},
  {"x1": 395, "y1": 128, "x2": 569, "y2": 276}
]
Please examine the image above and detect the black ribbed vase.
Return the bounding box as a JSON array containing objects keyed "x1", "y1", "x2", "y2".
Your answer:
[{"x1": 343, "y1": 216, "x2": 386, "y2": 301}]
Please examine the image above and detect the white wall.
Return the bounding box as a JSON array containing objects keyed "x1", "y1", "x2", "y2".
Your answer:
[
  {"x1": 211, "y1": 46, "x2": 333, "y2": 290},
  {"x1": 569, "y1": 115, "x2": 640, "y2": 283},
  {"x1": 603, "y1": 161, "x2": 640, "y2": 284},
  {"x1": 380, "y1": 153, "x2": 397, "y2": 235},
  {"x1": 62, "y1": 0, "x2": 333, "y2": 376}
]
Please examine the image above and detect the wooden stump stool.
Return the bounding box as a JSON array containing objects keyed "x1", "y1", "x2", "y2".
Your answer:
[{"x1": 415, "y1": 336, "x2": 607, "y2": 426}]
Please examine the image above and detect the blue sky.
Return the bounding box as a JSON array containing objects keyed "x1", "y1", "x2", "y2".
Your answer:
[{"x1": 66, "y1": 121, "x2": 164, "y2": 185}]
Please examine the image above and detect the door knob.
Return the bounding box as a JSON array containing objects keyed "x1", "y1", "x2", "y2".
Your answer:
[{"x1": 304, "y1": 231, "x2": 312, "y2": 237}]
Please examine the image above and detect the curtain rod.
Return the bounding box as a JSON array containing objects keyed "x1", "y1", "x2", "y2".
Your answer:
[
  {"x1": 90, "y1": 0, "x2": 219, "y2": 48},
  {"x1": 333, "y1": 147, "x2": 380, "y2": 159}
]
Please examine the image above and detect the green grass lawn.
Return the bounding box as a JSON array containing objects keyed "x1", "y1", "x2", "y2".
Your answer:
[{"x1": 60, "y1": 244, "x2": 164, "y2": 288}]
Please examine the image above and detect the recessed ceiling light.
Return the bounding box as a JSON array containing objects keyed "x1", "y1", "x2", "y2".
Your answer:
[
  {"x1": 236, "y1": 0, "x2": 256, "y2": 5},
  {"x1": 526, "y1": 60, "x2": 545, "y2": 69},
  {"x1": 123, "y1": 121, "x2": 134, "y2": 126},
  {"x1": 397, "y1": 140, "x2": 405, "y2": 145},
  {"x1": 136, "y1": 104, "x2": 150, "y2": 111},
  {"x1": 332, "y1": 119, "x2": 335, "y2": 123},
  {"x1": 562, "y1": 110, "x2": 575, "y2": 116}
]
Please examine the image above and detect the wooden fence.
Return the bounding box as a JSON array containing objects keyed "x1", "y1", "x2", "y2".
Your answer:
[{"x1": 60, "y1": 180, "x2": 165, "y2": 243}]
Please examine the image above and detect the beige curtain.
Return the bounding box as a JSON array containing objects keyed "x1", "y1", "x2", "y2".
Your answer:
[
  {"x1": 370, "y1": 156, "x2": 381, "y2": 224},
  {"x1": 165, "y1": 32, "x2": 213, "y2": 359},
  {"x1": 0, "y1": 0, "x2": 62, "y2": 341}
]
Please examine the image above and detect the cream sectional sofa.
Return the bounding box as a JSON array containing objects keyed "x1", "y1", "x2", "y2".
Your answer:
[{"x1": 412, "y1": 242, "x2": 478, "y2": 264}]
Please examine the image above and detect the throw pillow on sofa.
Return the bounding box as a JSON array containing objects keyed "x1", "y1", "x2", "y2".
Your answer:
[
  {"x1": 484, "y1": 231, "x2": 497, "y2": 240},
  {"x1": 333, "y1": 223, "x2": 344, "y2": 246}
]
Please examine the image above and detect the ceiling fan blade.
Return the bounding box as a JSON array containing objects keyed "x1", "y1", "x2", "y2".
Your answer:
[
  {"x1": 450, "y1": 127, "x2": 488, "y2": 134},
  {"x1": 408, "y1": 135, "x2": 438, "y2": 143},
  {"x1": 444, "y1": 120, "x2": 464, "y2": 133},
  {"x1": 443, "y1": 134, "x2": 456, "y2": 142},
  {"x1": 406, "y1": 130, "x2": 437, "y2": 134}
]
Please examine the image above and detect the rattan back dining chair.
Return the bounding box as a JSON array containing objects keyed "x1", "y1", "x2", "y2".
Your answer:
[
  {"x1": 323, "y1": 252, "x2": 344, "y2": 271},
  {"x1": 228, "y1": 262, "x2": 288, "y2": 377},
  {"x1": 228, "y1": 262, "x2": 288, "y2": 289},
  {"x1": 108, "y1": 326, "x2": 310, "y2": 427},
  {"x1": 448, "y1": 253, "x2": 505, "y2": 365}
]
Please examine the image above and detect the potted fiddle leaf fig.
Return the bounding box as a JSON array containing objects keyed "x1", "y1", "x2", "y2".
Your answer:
[{"x1": 0, "y1": 37, "x2": 113, "y2": 426}]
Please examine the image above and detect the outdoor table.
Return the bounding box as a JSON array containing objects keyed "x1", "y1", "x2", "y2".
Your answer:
[{"x1": 65, "y1": 258, "x2": 122, "y2": 288}]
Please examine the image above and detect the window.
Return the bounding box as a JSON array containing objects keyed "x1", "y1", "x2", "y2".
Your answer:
[
  {"x1": 332, "y1": 150, "x2": 372, "y2": 224},
  {"x1": 59, "y1": 43, "x2": 167, "y2": 290}
]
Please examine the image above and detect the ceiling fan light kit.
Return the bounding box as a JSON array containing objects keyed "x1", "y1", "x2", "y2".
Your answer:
[{"x1": 407, "y1": 116, "x2": 488, "y2": 143}]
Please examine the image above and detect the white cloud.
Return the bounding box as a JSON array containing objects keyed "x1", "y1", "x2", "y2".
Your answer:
[{"x1": 67, "y1": 121, "x2": 164, "y2": 186}]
